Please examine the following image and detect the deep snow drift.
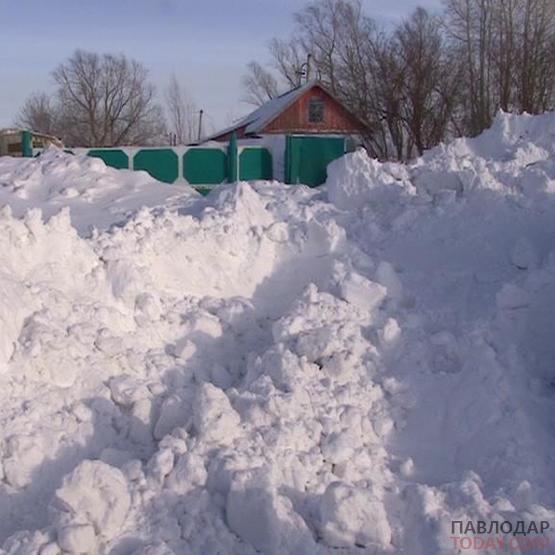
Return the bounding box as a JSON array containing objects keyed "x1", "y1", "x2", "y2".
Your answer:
[
  {"x1": 0, "y1": 151, "x2": 198, "y2": 234},
  {"x1": 0, "y1": 112, "x2": 554, "y2": 555}
]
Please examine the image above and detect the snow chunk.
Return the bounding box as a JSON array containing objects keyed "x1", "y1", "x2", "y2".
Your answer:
[
  {"x1": 319, "y1": 482, "x2": 391, "y2": 549},
  {"x1": 52, "y1": 460, "x2": 130, "y2": 542},
  {"x1": 375, "y1": 261, "x2": 403, "y2": 302},
  {"x1": 380, "y1": 318, "x2": 401, "y2": 345},
  {"x1": 154, "y1": 394, "x2": 191, "y2": 440},
  {"x1": 496, "y1": 283, "x2": 530, "y2": 309},
  {"x1": 109, "y1": 375, "x2": 151, "y2": 408},
  {"x1": 400, "y1": 458, "x2": 414, "y2": 478},
  {"x1": 165, "y1": 452, "x2": 207, "y2": 495},
  {"x1": 3, "y1": 434, "x2": 45, "y2": 488},
  {"x1": 193, "y1": 383, "x2": 241, "y2": 445},
  {"x1": 57, "y1": 523, "x2": 96, "y2": 554},
  {"x1": 327, "y1": 149, "x2": 412, "y2": 210},
  {"x1": 226, "y1": 469, "x2": 314, "y2": 554},
  {"x1": 0, "y1": 279, "x2": 29, "y2": 374},
  {"x1": 147, "y1": 447, "x2": 175, "y2": 482},
  {"x1": 339, "y1": 271, "x2": 387, "y2": 313},
  {"x1": 510, "y1": 237, "x2": 539, "y2": 270}
]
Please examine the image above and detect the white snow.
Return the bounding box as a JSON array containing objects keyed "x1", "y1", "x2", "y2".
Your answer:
[
  {"x1": 0, "y1": 148, "x2": 197, "y2": 234},
  {"x1": 1, "y1": 110, "x2": 555, "y2": 554},
  {"x1": 319, "y1": 482, "x2": 391, "y2": 549}
]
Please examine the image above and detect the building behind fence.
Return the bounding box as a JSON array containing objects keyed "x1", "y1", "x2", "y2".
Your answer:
[
  {"x1": 1, "y1": 80, "x2": 363, "y2": 190},
  {"x1": 0, "y1": 129, "x2": 63, "y2": 157},
  {"x1": 1, "y1": 129, "x2": 353, "y2": 191}
]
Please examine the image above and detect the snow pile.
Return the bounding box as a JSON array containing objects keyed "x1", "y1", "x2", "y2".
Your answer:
[
  {"x1": 412, "y1": 110, "x2": 555, "y2": 198},
  {"x1": 1, "y1": 111, "x2": 555, "y2": 555},
  {"x1": 328, "y1": 110, "x2": 555, "y2": 206},
  {"x1": 0, "y1": 148, "x2": 197, "y2": 234},
  {"x1": 327, "y1": 149, "x2": 415, "y2": 211}
]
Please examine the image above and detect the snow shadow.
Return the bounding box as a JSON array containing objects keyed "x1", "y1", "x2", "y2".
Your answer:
[{"x1": 360, "y1": 186, "x2": 555, "y2": 499}]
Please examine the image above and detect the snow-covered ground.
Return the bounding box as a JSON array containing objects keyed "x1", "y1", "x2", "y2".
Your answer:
[{"x1": 0, "y1": 112, "x2": 554, "y2": 554}]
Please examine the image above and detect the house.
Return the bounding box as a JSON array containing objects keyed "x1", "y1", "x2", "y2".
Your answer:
[
  {"x1": 208, "y1": 80, "x2": 365, "y2": 141},
  {"x1": 205, "y1": 80, "x2": 365, "y2": 186}
]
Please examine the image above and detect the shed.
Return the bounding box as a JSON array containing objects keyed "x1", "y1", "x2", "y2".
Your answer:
[{"x1": 0, "y1": 128, "x2": 63, "y2": 157}]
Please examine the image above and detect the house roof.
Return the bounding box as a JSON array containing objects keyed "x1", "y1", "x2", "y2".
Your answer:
[{"x1": 206, "y1": 80, "x2": 325, "y2": 140}]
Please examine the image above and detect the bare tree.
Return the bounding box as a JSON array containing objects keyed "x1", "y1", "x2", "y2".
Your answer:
[
  {"x1": 241, "y1": 61, "x2": 279, "y2": 106},
  {"x1": 445, "y1": 0, "x2": 555, "y2": 135},
  {"x1": 250, "y1": 0, "x2": 460, "y2": 158},
  {"x1": 489, "y1": 0, "x2": 518, "y2": 111},
  {"x1": 269, "y1": 0, "x2": 357, "y2": 91},
  {"x1": 517, "y1": 0, "x2": 555, "y2": 113},
  {"x1": 15, "y1": 92, "x2": 59, "y2": 136},
  {"x1": 52, "y1": 50, "x2": 165, "y2": 146},
  {"x1": 244, "y1": 0, "x2": 555, "y2": 160},
  {"x1": 395, "y1": 8, "x2": 462, "y2": 156},
  {"x1": 269, "y1": 38, "x2": 306, "y2": 87},
  {"x1": 165, "y1": 73, "x2": 198, "y2": 143},
  {"x1": 332, "y1": 7, "x2": 391, "y2": 157},
  {"x1": 293, "y1": 0, "x2": 346, "y2": 92},
  {"x1": 444, "y1": 0, "x2": 495, "y2": 135}
]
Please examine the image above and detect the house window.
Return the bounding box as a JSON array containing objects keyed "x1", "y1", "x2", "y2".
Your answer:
[{"x1": 308, "y1": 97, "x2": 325, "y2": 123}]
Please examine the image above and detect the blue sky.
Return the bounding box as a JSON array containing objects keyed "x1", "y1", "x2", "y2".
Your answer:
[{"x1": 0, "y1": 0, "x2": 442, "y2": 132}]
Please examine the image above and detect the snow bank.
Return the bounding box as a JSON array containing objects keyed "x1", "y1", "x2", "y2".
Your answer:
[
  {"x1": 1, "y1": 111, "x2": 555, "y2": 554},
  {"x1": 412, "y1": 110, "x2": 555, "y2": 198},
  {"x1": 0, "y1": 148, "x2": 198, "y2": 234},
  {"x1": 328, "y1": 110, "x2": 555, "y2": 205}
]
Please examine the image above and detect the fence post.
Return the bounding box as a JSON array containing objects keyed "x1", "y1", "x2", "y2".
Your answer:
[
  {"x1": 284, "y1": 135, "x2": 292, "y2": 184},
  {"x1": 227, "y1": 132, "x2": 238, "y2": 182},
  {"x1": 21, "y1": 130, "x2": 33, "y2": 157}
]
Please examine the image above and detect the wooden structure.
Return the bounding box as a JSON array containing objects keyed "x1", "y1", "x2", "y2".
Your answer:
[
  {"x1": 207, "y1": 80, "x2": 365, "y2": 142},
  {"x1": 0, "y1": 128, "x2": 63, "y2": 157}
]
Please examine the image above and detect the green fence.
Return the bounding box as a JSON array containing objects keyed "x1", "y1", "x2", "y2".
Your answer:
[
  {"x1": 240, "y1": 148, "x2": 273, "y2": 181},
  {"x1": 87, "y1": 149, "x2": 129, "y2": 170},
  {"x1": 134, "y1": 149, "x2": 179, "y2": 183},
  {"x1": 184, "y1": 149, "x2": 227, "y2": 185},
  {"x1": 67, "y1": 136, "x2": 273, "y2": 189},
  {"x1": 285, "y1": 135, "x2": 345, "y2": 186},
  {"x1": 52, "y1": 133, "x2": 348, "y2": 189}
]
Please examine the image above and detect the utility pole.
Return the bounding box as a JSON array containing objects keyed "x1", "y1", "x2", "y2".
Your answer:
[{"x1": 197, "y1": 109, "x2": 204, "y2": 142}]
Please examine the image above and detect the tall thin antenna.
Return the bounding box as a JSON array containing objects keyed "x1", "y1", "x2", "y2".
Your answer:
[{"x1": 296, "y1": 54, "x2": 313, "y2": 87}]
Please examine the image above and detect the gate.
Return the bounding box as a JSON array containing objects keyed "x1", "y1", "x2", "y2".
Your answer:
[
  {"x1": 239, "y1": 147, "x2": 273, "y2": 181},
  {"x1": 284, "y1": 135, "x2": 345, "y2": 186}
]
